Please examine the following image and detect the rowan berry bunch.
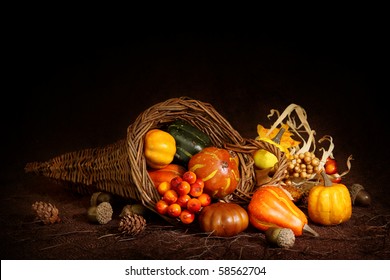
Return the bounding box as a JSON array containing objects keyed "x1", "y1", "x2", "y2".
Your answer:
[{"x1": 155, "y1": 171, "x2": 211, "y2": 224}]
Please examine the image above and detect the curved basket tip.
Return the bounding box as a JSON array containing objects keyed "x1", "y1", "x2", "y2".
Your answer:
[{"x1": 24, "y1": 162, "x2": 42, "y2": 174}]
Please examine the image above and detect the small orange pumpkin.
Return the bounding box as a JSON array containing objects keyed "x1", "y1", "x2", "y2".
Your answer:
[
  {"x1": 198, "y1": 202, "x2": 249, "y2": 237},
  {"x1": 248, "y1": 185, "x2": 318, "y2": 237},
  {"x1": 307, "y1": 171, "x2": 352, "y2": 226}
]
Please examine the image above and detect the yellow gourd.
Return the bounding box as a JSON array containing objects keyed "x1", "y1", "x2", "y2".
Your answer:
[
  {"x1": 144, "y1": 129, "x2": 176, "y2": 169},
  {"x1": 308, "y1": 171, "x2": 352, "y2": 225}
]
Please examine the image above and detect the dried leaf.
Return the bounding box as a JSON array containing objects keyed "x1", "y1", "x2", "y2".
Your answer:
[
  {"x1": 339, "y1": 154, "x2": 353, "y2": 177},
  {"x1": 256, "y1": 123, "x2": 301, "y2": 150},
  {"x1": 263, "y1": 104, "x2": 316, "y2": 155}
]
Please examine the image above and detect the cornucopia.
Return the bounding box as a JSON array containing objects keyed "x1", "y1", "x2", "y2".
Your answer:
[{"x1": 25, "y1": 96, "x2": 358, "y2": 241}]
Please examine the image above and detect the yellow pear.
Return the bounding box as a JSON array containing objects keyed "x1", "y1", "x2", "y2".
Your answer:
[{"x1": 253, "y1": 149, "x2": 278, "y2": 169}]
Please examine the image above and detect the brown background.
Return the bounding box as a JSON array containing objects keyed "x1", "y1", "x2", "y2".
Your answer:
[{"x1": 2, "y1": 23, "x2": 389, "y2": 260}]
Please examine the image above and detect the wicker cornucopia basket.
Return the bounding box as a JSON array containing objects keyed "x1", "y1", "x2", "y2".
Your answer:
[{"x1": 25, "y1": 97, "x2": 287, "y2": 219}]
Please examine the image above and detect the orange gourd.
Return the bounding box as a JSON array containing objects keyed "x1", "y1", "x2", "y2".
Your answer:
[{"x1": 248, "y1": 185, "x2": 318, "y2": 237}]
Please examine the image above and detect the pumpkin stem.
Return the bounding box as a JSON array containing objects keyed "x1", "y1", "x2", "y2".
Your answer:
[
  {"x1": 303, "y1": 224, "x2": 319, "y2": 237},
  {"x1": 271, "y1": 127, "x2": 285, "y2": 144},
  {"x1": 321, "y1": 170, "x2": 333, "y2": 187}
]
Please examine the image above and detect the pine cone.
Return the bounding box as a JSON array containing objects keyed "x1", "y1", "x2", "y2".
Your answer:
[
  {"x1": 32, "y1": 201, "x2": 61, "y2": 225},
  {"x1": 118, "y1": 214, "x2": 146, "y2": 236}
]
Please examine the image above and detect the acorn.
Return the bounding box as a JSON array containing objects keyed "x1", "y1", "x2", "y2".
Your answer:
[
  {"x1": 348, "y1": 184, "x2": 372, "y2": 206},
  {"x1": 90, "y1": 192, "x2": 113, "y2": 206},
  {"x1": 87, "y1": 201, "x2": 113, "y2": 224},
  {"x1": 119, "y1": 204, "x2": 148, "y2": 218},
  {"x1": 265, "y1": 227, "x2": 295, "y2": 248}
]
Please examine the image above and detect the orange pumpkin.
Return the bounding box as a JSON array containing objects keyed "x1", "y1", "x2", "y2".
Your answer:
[
  {"x1": 307, "y1": 171, "x2": 352, "y2": 225},
  {"x1": 147, "y1": 164, "x2": 187, "y2": 188},
  {"x1": 248, "y1": 185, "x2": 318, "y2": 237},
  {"x1": 188, "y1": 147, "x2": 240, "y2": 199},
  {"x1": 198, "y1": 202, "x2": 249, "y2": 237}
]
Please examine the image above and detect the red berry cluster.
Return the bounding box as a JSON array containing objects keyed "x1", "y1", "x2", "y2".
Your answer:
[{"x1": 155, "y1": 171, "x2": 211, "y2": 224}]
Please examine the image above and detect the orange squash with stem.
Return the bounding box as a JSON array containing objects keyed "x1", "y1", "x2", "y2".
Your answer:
[{"x1": 248, "y1": 185, "x2": 318, "y2": 237}]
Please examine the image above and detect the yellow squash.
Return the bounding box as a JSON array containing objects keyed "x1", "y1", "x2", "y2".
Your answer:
[{"x1": 144, "y1": 129, "x2": 176, "y2": 169}]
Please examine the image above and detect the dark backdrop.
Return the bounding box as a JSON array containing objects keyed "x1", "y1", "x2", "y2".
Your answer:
[{"x1": 2, "y1": 22, "x2": 389, "y2": 260}]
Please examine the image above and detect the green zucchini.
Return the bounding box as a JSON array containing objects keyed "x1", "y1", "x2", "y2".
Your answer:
[{"x1": 167, "y1": 120, "x2": 212, "y2": 165}]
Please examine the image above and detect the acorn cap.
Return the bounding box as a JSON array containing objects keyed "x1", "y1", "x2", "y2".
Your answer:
[
  {"x1": 265, "y1": 227, "x2": 295, "y2": 248},
  {"x1": 349, "y1": 184, "x2": 364, "y2": 202},
  {"x1": 90, "y1": 192, "x2": 113, "y2": 206},
  {"x1": 96, "y1": 202, "x2": 113, "y2": 224},
  {"x1": 348, "y1": 184, "x2": 371, "y2": 206},
  {"x1": 119, "y1": 204, "x2": 148, "y2": 218}
]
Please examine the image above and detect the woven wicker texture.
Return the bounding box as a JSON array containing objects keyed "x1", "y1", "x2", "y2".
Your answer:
[{"x1": 25, "y1": 97, "x2": 287, "y2": 216}]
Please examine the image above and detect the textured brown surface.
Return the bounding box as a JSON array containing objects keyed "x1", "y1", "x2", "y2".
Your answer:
[{"x1": 2, "y1": 28, "x2": 389, "y2": 260}]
